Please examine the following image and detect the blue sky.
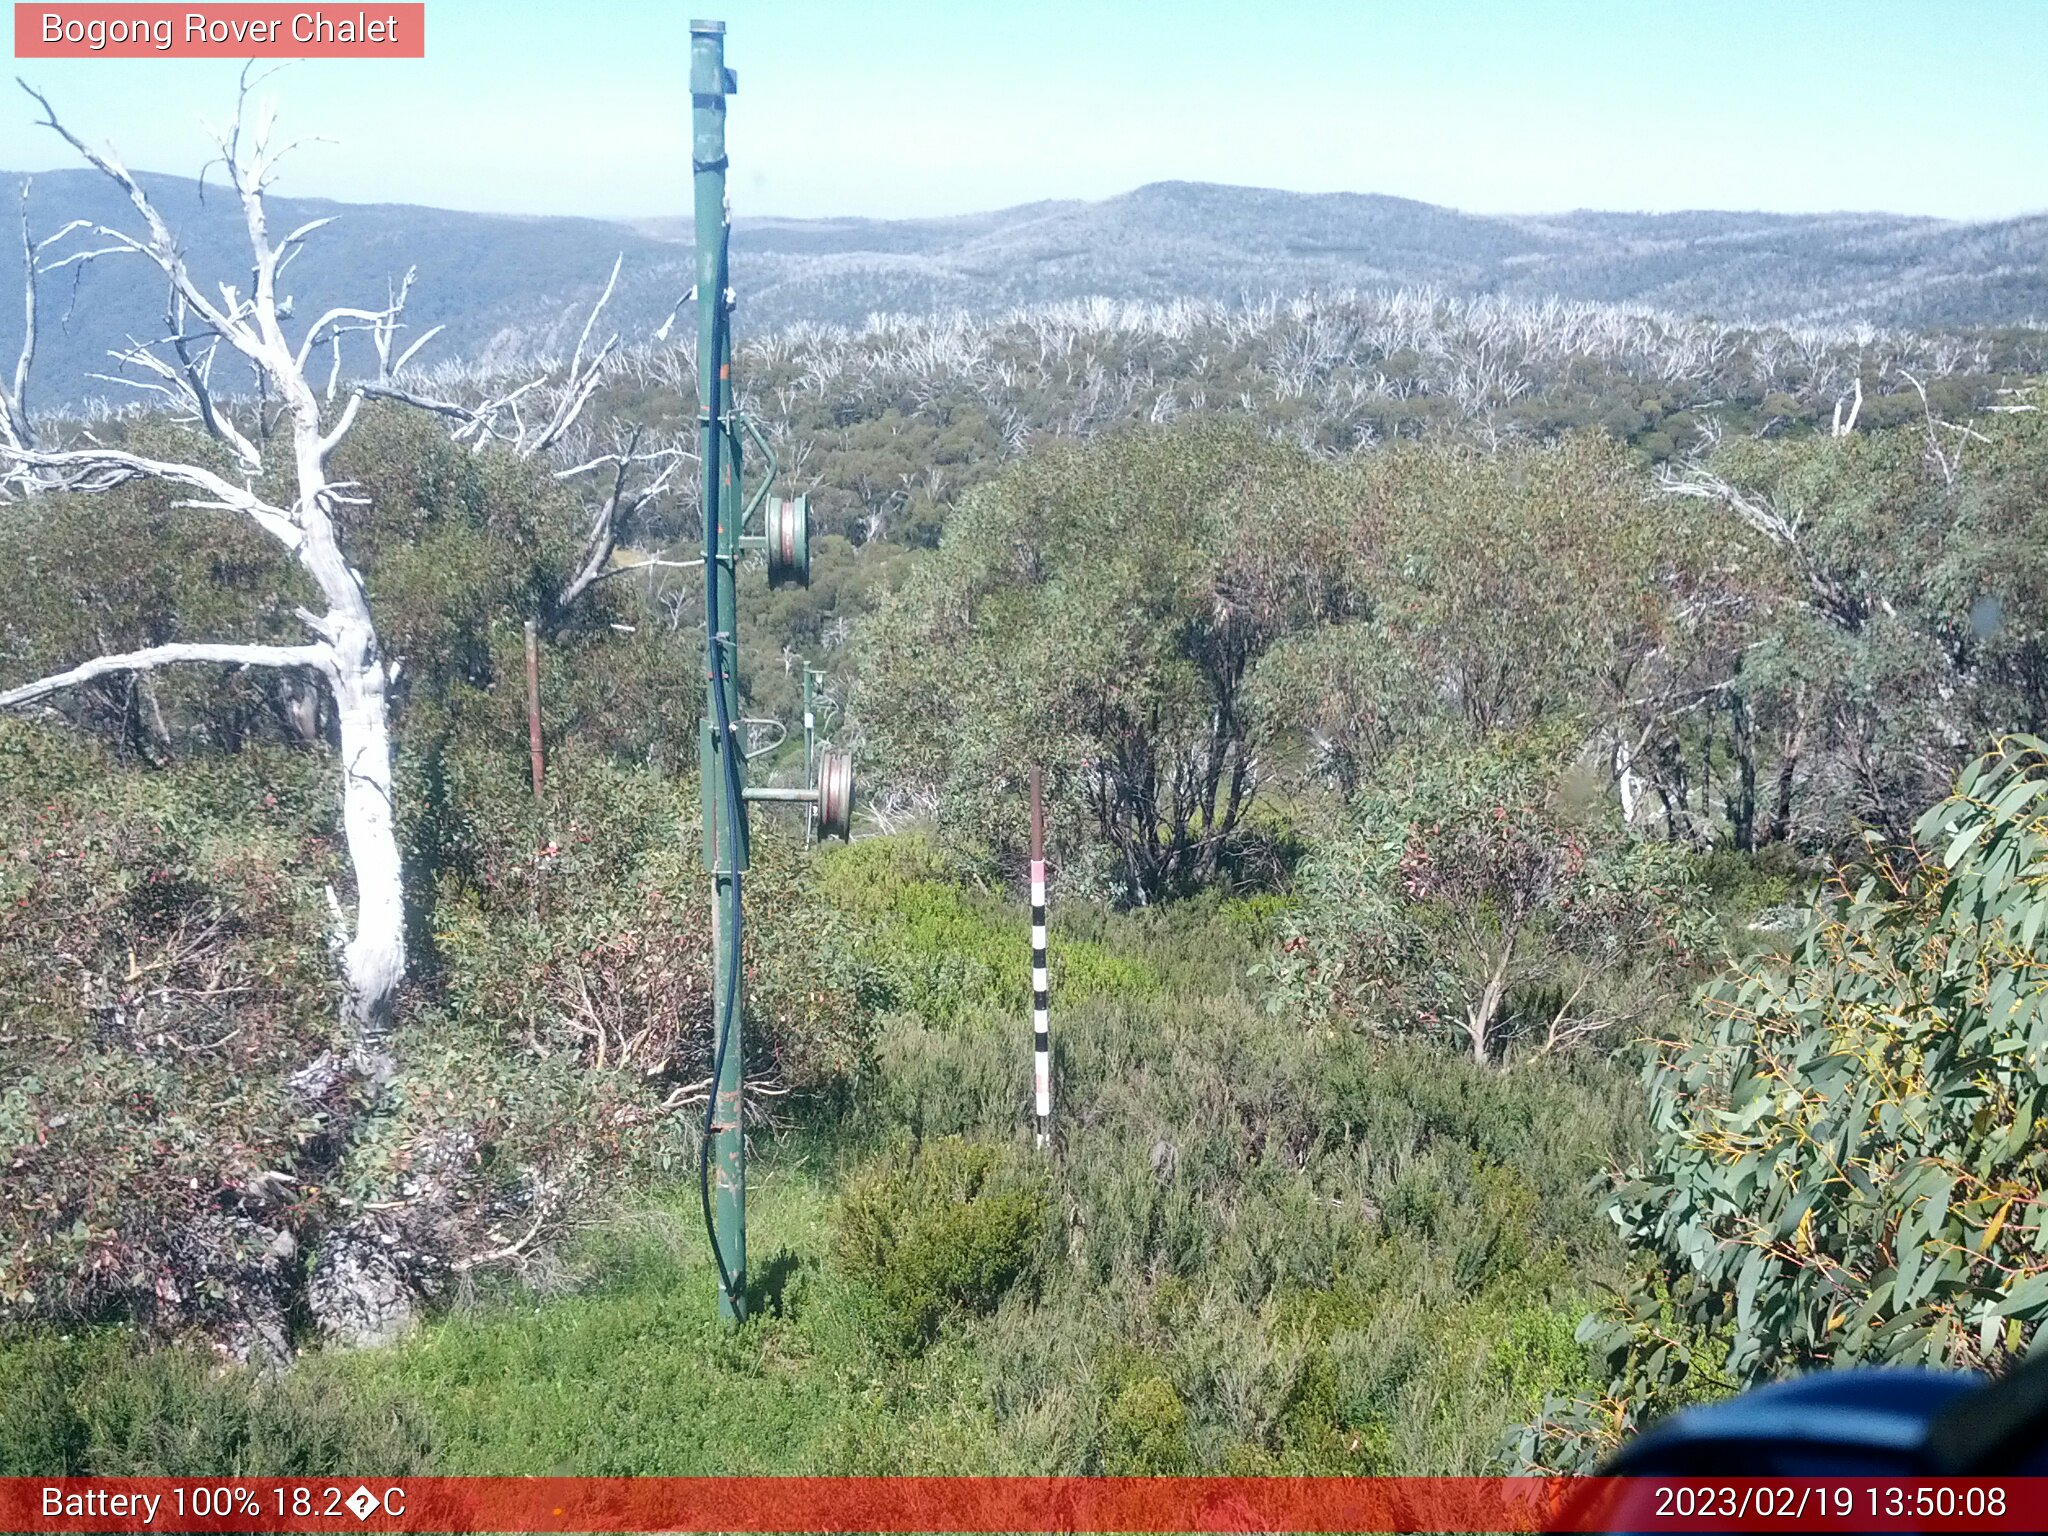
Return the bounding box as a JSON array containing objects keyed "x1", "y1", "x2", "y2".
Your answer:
[{"x1": 3, "y1": 0, "x2": 2041, "y2": 221}]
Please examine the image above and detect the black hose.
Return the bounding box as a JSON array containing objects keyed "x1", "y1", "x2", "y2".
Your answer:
[
  {"x1": 699, "y1": 620, "x2": 745, "y2": 1312},
  {"x1": 698, "y1": 308, "x2": 746, "y2": 1316}
]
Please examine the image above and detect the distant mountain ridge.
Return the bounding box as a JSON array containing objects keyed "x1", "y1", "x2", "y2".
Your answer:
[
  {"x1": 5, "y1": 171, "x2": 2045, "y2": 405},
  {"x1": 716, "y1": 183, "x2": 2048, "y2": 335}
]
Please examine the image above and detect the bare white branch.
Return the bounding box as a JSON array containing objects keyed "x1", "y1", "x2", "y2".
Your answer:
[
  {"x1": 554, "y1": 428, "x2": 690, "y2": 612},
  {"x1": 1, "y1": 641, "x2": 333, "y2": 710},
  {"x1": 2, "y1": 442, "x2": 301, "y2": 544}
]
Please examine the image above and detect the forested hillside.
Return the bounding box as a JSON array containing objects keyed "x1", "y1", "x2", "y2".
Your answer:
[
  {"x1": 9, "y1": 167, "x2": 2048, "y2": 400},
  {"x1": 699, "y1": 184, "x2": 2048, "y2": 332},
  {"x1": 9, "y1": 100, "x2": 2048, "y2": 1484}
]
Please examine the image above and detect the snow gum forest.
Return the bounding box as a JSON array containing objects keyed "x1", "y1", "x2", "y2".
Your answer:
[{"x1": 9, "y1": 77, "x2": 2048, "y2": 1481}]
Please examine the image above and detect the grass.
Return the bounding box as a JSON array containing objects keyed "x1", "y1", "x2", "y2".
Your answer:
[
  {"x1": 302, "y1": 1158, "x2": 1008, "y2": 1475},
  {"x1": 3, "y1": 840, "x2": 1639, "y2": 1478}
]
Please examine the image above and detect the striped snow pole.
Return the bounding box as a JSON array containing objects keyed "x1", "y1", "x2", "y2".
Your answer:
[{"x1": 1030, "y1": 766, "x2": 1051, "y2": 1148}]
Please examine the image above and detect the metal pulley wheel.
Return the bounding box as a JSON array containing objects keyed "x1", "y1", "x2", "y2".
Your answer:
[
  {"x1": 766, "y1": 495, "x2": 810, "y2": 589},
  {"x1": 816, "y1": 748, "x2": 854, "y2": 841}
]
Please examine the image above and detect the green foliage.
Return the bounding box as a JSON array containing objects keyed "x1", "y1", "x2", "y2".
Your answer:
[
  {"x1": 331, "y1": 408, "x2": 571, "y2": 701},
  {"x1": 0, "y1": 678, "x2": 864, "y2": 1348},
  {"x1": 344, "y1": 740, "x2": 873, "y2": 1277},
  {"x1": 942, "y1": 1030, "x2": 1605, "y2": 1471},
  {"x1": 859, "y1": 421, "x2": 1352, "y2": 901},
  {"x1": 813, "y1": 837, "x2": 1159, "y2": 1028},
  {"x1": 0, "y1": 422, "x2": 314, "y2": 759},
  {"x1": 0, "y1": 1329, "x2": 432, "y2": 1476},
  {"x1": 1653, "y1": 398, "x2": 2048, "y2": 848},
  {"x1": 0, "y1": 405, "x2": 693, "y2": 768},
  {"x1": 0, "y1": 390, "x2": 857, "y2": 1344},
  {"x1": 0, "y1": 719, "x2": 342, "y2": 1341},
  {"x1": 1250, "y1": 433, "x2": 1702, "y2": 798},
  {"x1": 1375, "y1": 435, "x2": 1674, "y2": 737},
  {"x1": 414, "y1": 745, "x2": 718, "y2": 1074},
  {"x1": 1269, "y1": 742, "x2": 1713, "y2": 1063},
  {"x1": 22, "y1": 291, "x2": 2047, "y2": 1480},
  {"x1": 736, "y1": 533, "x2": 910, "y2": 738},
  {"x1": 0, "y1": 1169, "x2": 1009, "y2": 1478},
  {"x1": 1530, "y1": 736, "x2": 2048, "y2": 1468},
  {"x1": 335, "y1": 407, "x2": 704, "y2": 779},
  {"x1": 4, "y1": 887, "x2": 1627, "y2": 1478},
  {"x1": 1099, "y1": 1373, "x2": 1194, "y2": 1473},
  {"x1": 847, "y1": 904, "x2": 1632, "y2": 1473},
  {"x1": 837, "y1": 1136, "x2": 1050, "y2": 1355}
]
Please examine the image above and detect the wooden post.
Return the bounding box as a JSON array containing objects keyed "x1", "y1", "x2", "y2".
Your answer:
[
  {"x1": 523, "y1": 618, "x2": 544, "y2": 798},
  {"x1": 1030, "y1": 766, "x2": 1050, "y2": 1148}
]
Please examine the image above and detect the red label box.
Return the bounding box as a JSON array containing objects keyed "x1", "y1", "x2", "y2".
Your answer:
[
  {"x1": 6, "y1": 1476, "x2": 2048, "y2": 1533},
  {"x1": 14, "y1": 4, "x2": 425, "y2": 58}
]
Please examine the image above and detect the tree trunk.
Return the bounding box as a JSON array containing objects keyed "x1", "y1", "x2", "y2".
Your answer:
[
  {"x1": 1614, "y1": 734, "x2": 1642, "y2": 825},
  {"x1": 1765, "y1": 683, "x2": 1809, "y2": 845},
  {"x1": 272, "y1": 669, "x2": 322, "y2": 746},
  {"x1": 294, "y1": 437, "x2": 411, "y2": 1336},
  {"x1": 286, "y1": 408, "x2": 406, "y2": 1063},
  {"x1": 1655, "y1": 740, "x2": 1692, "y2": 843},
  {"x1": 330, "y1": 631, "x2": 404, "y2": 1067},
  {"x1": 1697, "y1": 721, "x2": 1715, "y2": 844},
  {"x1": 1465, "y1": 935, "x2": 1516, "y2": 1066},
  {"x1": 1728, "y1": 691, "x2": 1758, "y2": 852}
]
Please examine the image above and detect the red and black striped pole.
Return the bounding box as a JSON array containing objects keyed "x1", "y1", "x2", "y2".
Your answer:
[{"x1": 1030, "y1": 765, "x2": 1051, "y2": 1148}]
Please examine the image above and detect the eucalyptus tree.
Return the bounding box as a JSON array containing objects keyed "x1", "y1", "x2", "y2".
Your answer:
[
  {"x1": 1657, "y1": 395, "x2": 2048, "y2": 847},
  {"x1": 1270, "y1": 741, "x2": 1710, "y2": 1065},
  {"x1": 860, "y1": 422, "x2": 1352, "y2": 901},
  {"x1": 1250, "y1": 432, "x2": 1737, "y2": 827},
  {"x1": 1527, "y1": 735, "x2": 2048, "y2": 1471}
]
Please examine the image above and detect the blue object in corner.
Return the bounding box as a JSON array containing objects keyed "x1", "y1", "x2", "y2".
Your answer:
[{"x1": 1604, "y1": 1367, "x2": 1983, "y2": 1477}]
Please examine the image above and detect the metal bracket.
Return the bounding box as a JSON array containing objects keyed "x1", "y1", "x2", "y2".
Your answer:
[
  {"x1": 734, "y1": 411, "x2": 777, "y2": 528},
  {"x1": 740, "y1": 716, "x2": 787, "y2": 760}
]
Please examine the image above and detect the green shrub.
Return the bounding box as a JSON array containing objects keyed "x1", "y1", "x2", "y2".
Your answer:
[
  {"x1": 816, "y1": 836, "x2": 1159, "y2": 1028},
  {"x1": 1100, "y1": 1374, "x2": 1193, "y2": 1474},
  {"x1": 0, "y1": 712, "x2": 872, "y2": 1351},
  {"x1": 1217, "y1": 893, "x2": 1295, "y2": 941},
  {"x1": 0, "y1": 1331, "x2": 97, "y2": 1474},
  {"x1": 1267, "y1": 741, "x2": 1712, "y2": 1064},
  {"x1": 0, "y1": 1329, "x2": 432, "y2": 1476},
  {"x1": 334, "y1": 746, "x2": 875, "y2": 1299},
  {"x1": 1529, "y1": 736, "x2": 2048, "y2": 1470},
  {"x1": 1687, "y1": 842, "x2": 1812, "y2": 947},
  {"x1": 837, "y1": 1136, "x2": 1050, "y2": 1354},
  {"x1": 0, "y1": 723, "x2": 342, "y2": 1347}
]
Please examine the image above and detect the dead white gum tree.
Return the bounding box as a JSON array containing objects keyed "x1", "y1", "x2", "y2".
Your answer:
[
  {"x1": 0, "y1": 75, "x2": 645, "y2": 1066},
  {"x1": 0, "y1": 75, "x2": 697, "y2": 1347},
  {"x1": 0, "y1": 80, "x2": 420, "y2": 1067}
]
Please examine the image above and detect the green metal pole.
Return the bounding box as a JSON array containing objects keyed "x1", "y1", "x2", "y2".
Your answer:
[
  {"x1": 803, "y1": 668, "x2": 817, "y2": 846},
  {"x1": 692, "y1": 16, "x2": 746, "y2": 1323}
]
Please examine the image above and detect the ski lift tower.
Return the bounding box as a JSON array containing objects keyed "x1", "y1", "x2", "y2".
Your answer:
[{"x1": 691, "y1": 18, "x2": 854, "y2": 1322}]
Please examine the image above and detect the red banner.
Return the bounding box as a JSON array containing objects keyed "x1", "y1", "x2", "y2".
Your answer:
[
  {"x1": 3, "y1": 1477, "x2": 2047, "y2": 1532},
  {"x1": 13, "y1": 5, "x2": 425, "y2": 58}
]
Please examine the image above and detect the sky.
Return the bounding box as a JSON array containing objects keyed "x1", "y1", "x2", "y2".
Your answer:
[{"x1": 1, "y1": 0, "x2": 2042, "y2": 223}]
